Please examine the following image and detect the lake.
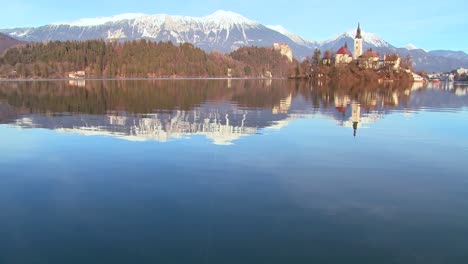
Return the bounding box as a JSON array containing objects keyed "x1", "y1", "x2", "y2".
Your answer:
[{"x1": 0, "y1": 79, "x2": 467, "y2": 264}]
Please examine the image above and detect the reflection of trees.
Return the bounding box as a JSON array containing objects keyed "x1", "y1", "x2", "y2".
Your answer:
[
  {"x1": 0, "y1": 100, "x2": 17, "y2": 122},
  {"x1": 0, "y1": 80, "x2": 292, "y2": 115},
  {"x1": 290, "y1": 81, "x2": 413, "y2": 111},
  {"x1": 0, "y1": 80, "x2": 415, "y2": 117}
]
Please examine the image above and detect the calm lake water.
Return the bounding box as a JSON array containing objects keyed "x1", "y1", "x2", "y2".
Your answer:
[{"x1": 0, "y1": 79, "x2": 467, "y2": 264}]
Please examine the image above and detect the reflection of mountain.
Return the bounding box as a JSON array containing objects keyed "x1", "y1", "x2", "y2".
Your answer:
[
  {"x1": 15, "y1": 109, "x2": 258, "y2": 145},
  {"x1": 1, "y1": 80, "x2": 467, "y2": 143}
]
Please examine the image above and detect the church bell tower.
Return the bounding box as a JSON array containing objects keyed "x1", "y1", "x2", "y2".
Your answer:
[{"x1": 353, "y1": 23, "x2": 363, "y2": 60}]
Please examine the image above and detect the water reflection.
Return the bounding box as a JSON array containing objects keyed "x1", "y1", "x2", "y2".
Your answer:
[{"x1": 0, "y1": 79, "x2": 467, "y2": 144}]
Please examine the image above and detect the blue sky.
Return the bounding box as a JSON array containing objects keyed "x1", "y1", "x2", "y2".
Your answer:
[{"x1": 2, "y1": 0, "x2": 467, "y2": 52}]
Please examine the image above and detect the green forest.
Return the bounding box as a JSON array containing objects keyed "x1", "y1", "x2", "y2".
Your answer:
[{"x1": 0, "y1": 40, "x2": 295, "y2": 79}]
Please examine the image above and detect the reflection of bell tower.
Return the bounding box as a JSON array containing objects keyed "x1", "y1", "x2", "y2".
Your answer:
[
  {"x1": 351, "y1": 102, "x2": 361, "y2": 137},
  {"x1": 353, "y1": 121, "x2": 358, "y2": 137}
]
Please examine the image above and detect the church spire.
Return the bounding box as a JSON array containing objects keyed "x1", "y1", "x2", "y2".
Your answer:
[{"x1": 356, "y1": 23, "x2": 362, "y2": 39}]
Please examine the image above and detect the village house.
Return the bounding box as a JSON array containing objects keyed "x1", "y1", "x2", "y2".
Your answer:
[
  {"x1": 383, "y1": 54, "x2": 401, "y2": 72},
  {"x1": 68, "y1": 71, "x2": 86, "y2": 79},
  {"x1": 358, "y1": 48, "x2": 381, "y2": 70},
  {"x1": 456, "y1": 68, "x2": 468, "y2": 75},
  {"x1": 8, "y1": 70, "x2": 18, "y2": 79}
]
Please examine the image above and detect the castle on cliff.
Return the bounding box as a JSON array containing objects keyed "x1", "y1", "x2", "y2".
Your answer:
[{"x1": 273, "y1": 43, "x2": 293, "y2": 62}]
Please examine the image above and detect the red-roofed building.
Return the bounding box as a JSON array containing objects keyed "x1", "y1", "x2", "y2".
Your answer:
[
  {"x1": 335, "y1": 43, "x2": 353, "y2": 65},
  {"x1": 336, "y1": 46, "x2": 352, "y2": 56},
  {"x1": 358, "y1": 48, "x2": 381, "y2": 69}
]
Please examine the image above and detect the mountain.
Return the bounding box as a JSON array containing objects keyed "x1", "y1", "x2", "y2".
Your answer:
[
  {"x1": 266, "y1": 25, "x2": 317, "y2": 48},
  {"x1": 0, "y1": 11, "x2": 312, "y2": 56},
  {"x1": 406, "y1": 44, "x2": 418, "y2": 50},
  {"x1": 318, "y1": 29, "x2": 393, "y2": 52},
  {"x1": 428, "y1": 50, "x2": 468, "y2": 61},
  {"x1": 1, "y1": 10, "x2": 467, "y2": 72},
  {"x1": 0, "y1": 33, "x2": 24, "y2": 53},
  {"x1": 394, "y1": 48, "x2": 468, "y2": 72}
]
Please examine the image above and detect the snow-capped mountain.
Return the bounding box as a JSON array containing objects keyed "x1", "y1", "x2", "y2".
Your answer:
[
  {"x1": 319, "y1": 29, "x2": 393, "y2": 52},
  {"x1": 2, "y1": 10, "x2": 308, "y2": 54},
  {"x1": 52, "y1": 13, "x2": 147, "y2": 27},
  {"x1": 405, "y1": 44, "x2": 420, "y2": 50},
  {"x1": 266, "y1": 25, "x2": 317, "y2": 48},
  {"x1": 1, "y1": 10, "x2": 468, "y2": 71}
]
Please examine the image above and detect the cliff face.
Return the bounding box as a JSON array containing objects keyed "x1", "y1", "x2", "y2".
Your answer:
[{"x1": 273, "y1": 43, "x2": 293, "y2": 62}]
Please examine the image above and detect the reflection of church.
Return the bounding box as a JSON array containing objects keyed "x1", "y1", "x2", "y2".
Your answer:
[
  {"x1": 334, "y1": 94, "x2": 390, "y2": 137},
  {"x1": 335, "y1": 24, "x2": 363, "y2": 65},
  {"x1": 335, "y1": 99, "x2": 361, "y2": 137},
  {"x1": 351, "y1": 102, "x2": 360, "y2": 137},
  {"x1": 334, "y1": 24, "x2": 401, "y2": 70}
]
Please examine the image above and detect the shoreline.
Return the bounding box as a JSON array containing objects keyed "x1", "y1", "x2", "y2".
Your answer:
[{"x1": 0, "y1": 77, "x2": 287, "y2": 82}]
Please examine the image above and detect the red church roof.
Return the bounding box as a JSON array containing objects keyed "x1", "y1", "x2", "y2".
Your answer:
[
  {"x1": 361, "y1": 50, "x2": 379, "y2": 58},
  {"x1": 336, "y1": 46, "x2": 352, "y2": 56}
]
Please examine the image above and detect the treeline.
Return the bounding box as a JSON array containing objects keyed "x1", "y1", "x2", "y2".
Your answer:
[{"x1": 0, "y1": 40, "x2": 295, "y2": 79}]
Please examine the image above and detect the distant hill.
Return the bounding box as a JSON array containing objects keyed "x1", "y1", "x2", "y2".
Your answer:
[
  {"x1": 1, "y1": 10, "x2": 468, "y2": 72},
  {"x1": 0, "y1": 33, "x2": 24, "y2": 53}
]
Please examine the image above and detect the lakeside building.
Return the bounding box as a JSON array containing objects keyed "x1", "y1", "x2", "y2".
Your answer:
[
  {"x1": 68, "y1": 71, "x2": 86, "y2": 79},
  {"x1": 358, "y1": 49, "x2": 381, "y2": 70}
]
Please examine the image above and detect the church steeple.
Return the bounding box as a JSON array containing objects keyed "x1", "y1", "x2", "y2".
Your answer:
[
  {"x1": 353, "y1": 23, "x2": 363, "y2": 60},
  {"x1": 356, "y1": 23, "x2": 362, "y2": 39}
]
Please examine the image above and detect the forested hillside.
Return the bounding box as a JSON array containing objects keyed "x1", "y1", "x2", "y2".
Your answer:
[{"x1": 0, "y1": 40, "x2": 296, "y2": 78}]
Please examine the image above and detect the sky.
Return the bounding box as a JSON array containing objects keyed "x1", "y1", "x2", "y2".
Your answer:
[{"x1": 2, "y1": 0, "x2": 467, "y2": 52}]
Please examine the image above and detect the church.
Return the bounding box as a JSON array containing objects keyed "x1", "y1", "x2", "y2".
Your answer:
[
  {"x1": 335, "y1": 23, "x2": 363, "y2": 65},
  {"x1": 334, "y1": 24, "x2": 401, "y2": 71}
]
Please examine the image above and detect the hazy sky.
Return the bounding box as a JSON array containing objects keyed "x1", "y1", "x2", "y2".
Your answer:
[{"x1": 2, "y1": 0, "x2": 467, "y2": 51}]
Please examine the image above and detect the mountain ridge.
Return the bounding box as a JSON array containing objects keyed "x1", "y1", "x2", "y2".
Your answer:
[{"x1": 1, "y1": 10, "x2": 467, "y2": 72}]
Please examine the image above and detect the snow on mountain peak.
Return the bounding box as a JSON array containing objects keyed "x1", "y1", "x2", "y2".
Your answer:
[
  {"x1": 343, "y1": 29, "x2": 390, "y2": 47},
  {"x1": 52, "y1": 13, "x2": 147, "y2": 27},
  {"x1": 322, "y1": 29, "x2": 390, "y2": 47},
  {"x1": 266, "y1": 25, "x2": 315, "y2": 46},
  {"x1": 404, "y1": 44, "x2": 428, "y2": 52},
  {"x1": 266, "y1": 25, "x2": 290, "y2": 35},
  {"x1": 50, "y1": 10, "x2": 258, "y2": 29},
  {"x1": 406, "y1": 43, "x2": 418, "y2": 50},
  {"x1": 204, "y1": 10, "x2": 258, "y2": 26}
]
